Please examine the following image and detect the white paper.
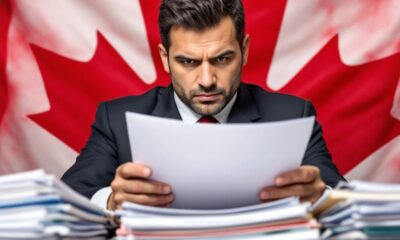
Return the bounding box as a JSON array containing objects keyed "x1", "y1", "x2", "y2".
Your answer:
[
  {"x1": 347, "y1": 180, "x2": 400, "y2": 192},
  {"x1": 121, "y1": 203, "x2": 309, "y2": 230},
  {"x1": 0, "y1": 169, "x2": 105, "y2": 216},
  {"x1": 120, "y1": 197, "x2": 299, "y2": 216},
  {"x1": 126, "y1": 112, "x2": 315, "y2": 209}
]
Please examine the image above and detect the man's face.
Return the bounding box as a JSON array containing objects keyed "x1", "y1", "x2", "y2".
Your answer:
[{"x1": 159, "y1": 17, "x2": 250, "y2": 116}]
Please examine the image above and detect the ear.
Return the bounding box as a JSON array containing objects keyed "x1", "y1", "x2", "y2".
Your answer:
[
  {"x1": 241, "y1": 34, "x2": 250, "y2": 66},
  {"x1": 158, "y1": 44, "x2": 170, "y2": 73}
]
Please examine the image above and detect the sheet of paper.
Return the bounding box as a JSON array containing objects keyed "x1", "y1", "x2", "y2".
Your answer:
[
  {"x1": 0, "y1": 169, "x2": 106, "y2": 216},
  {"x1": 347, "y1": 180, "x2": 400, "y2": 192},
  {"x1": 120, "y1": 197, "x2": 299, "y2": 216},
  {"x1": 120, "y1": 204, "x2": 309, "y2": 230},
  {"x1": 126, "y1": 112, "x2": 315, "y2": 209}
]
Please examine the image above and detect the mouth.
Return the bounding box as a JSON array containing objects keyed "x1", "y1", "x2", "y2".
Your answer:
[{"x1": 195, "y1": 93, "x2": 221, "y2": 102}]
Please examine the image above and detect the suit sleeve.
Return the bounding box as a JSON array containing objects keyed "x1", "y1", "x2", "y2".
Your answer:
[
  {"x1": 301, "y1": 101, "x2": 346, "y2": 187},
  {"x1": 61, "y1": 103, "x2": 119, "y2": 198}
]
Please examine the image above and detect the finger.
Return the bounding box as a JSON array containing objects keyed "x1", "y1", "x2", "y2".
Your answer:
[
  {"x1": 300, "y1": 195, "x2": 320, "y2": 204},
  {"x1": 275, "y1": 166, "x2": 319, "y2": 186},
  {"x1": 107, "y1": 192, "x2": 118, "y2": 210},
  {"x1": 124, "y1": 193, "x2": 174, "y2": 206},
  {"x1": 117, "y1": 162, "x2": 152, "y2": 179},
  {"x1": 112, "y1": 192, "x2": 174, "y2": 206},
  {"x1": 300, "y1": 181, "x2": 325, "y2": 204},
  {"x1": 302, "y1": 179, "x2": 326, "y2": 203},
  {"x1": 259, "y1": 184, "x2": 315, "y2": 201},
  {"x1": 118, "y1": 179, "x2": 172, "y2": 195},
  {"x1": 158, "y1": 203, "x2": 173, "y2": 208}
]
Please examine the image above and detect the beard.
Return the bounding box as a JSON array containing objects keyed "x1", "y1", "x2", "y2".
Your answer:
[
  {"x1": 188, "y1": 88, "x2": 229, "y2": 116},
  {"x1": 172, "y1": 77, "x2": 234, "y2": 116}
]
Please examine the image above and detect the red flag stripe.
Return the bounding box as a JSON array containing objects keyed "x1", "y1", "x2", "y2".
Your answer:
[{"x1": 0, "y1": 0, "x2": 12, "y2": 124}]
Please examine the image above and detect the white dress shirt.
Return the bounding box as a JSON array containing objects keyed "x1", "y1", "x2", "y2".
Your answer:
[{"x1": 90, "y1": 92, "x2": 238, "y2": 209}]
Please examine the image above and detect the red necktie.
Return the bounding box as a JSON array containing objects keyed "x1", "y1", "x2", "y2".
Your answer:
[{"x1": 197, "y1": 116, "x2": 219, "y2": 124}]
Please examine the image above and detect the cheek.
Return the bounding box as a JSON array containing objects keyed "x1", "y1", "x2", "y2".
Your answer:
[
  {"x1": 174, "y1": 73, "x2": 194, "y2": 90},
  {"x1": 171, "y1": 69, "x2": 197, "y2": 96},
  {"x1": 219, "y1": 65, "x2": 242, "y2": 88},
  {"x1": 170, "y1": 63, "x2": 187, "y2": 82}
]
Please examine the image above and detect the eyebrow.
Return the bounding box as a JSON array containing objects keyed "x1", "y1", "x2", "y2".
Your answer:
[
  {"x1": 174, "y1": 50, "x2": 236, "y2": 62},
  {"x1": 174, "y1": 55, "x2": 198, "y2": 62},
  {"x1": 210, "y1": 50, "x2": 235, "y2": 61}
]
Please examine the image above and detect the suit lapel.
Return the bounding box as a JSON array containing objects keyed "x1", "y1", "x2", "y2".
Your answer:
[
  {"x1": 228, "y1": 83, "x2": 261, "y2": 123},
  {"x1": 151, "y1": 85, "x2": 182, "y2": 120}
]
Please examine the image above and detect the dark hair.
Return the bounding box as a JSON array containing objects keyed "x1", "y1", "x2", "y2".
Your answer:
[{"x1": 158, "y1": 0, "x2": 245, "y2": 50}]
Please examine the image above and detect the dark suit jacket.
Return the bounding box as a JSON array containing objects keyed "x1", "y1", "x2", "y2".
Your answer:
[{"x1": 62, "y1": 83, "x2": 345, "y2": 198}]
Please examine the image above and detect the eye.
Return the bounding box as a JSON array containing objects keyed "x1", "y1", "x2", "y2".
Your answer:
[
  {"x1": 180, "y1": 59, "x2": 198, "y2": 66},
  {"x1": 216, "y1": 56, "x2": 229, "y2": 63},
  {"x1": 212, "y1": 55, "x2": 231, "y2": 65}
]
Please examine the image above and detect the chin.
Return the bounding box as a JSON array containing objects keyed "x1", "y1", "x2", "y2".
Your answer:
[{"x1": 193, "y1": 103, "x2": 224, "y2": 116}]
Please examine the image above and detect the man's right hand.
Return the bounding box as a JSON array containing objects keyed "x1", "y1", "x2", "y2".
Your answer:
[{"x1": 108, "y1": 162, "x2": 174, "y2": 210}]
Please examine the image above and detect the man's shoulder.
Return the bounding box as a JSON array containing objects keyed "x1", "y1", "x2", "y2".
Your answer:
[
  {"x1": 243, "y1": 83, "x2": 308, "y2": 105},
  {"x1": 241, "y1": 83, "x2": 313, "y2": 120},
  {"x1": 100, "y1": 86, "x2": 168, "y2": 114}
]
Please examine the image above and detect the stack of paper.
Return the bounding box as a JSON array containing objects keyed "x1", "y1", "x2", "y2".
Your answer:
[
  {"x1": 115, "y1": 197, "x2": 319, "y2": 239},
  {"x1": 0, "y1": 169, "x2": 113, "y2": 240},
  {"x1": 314, "y1": 181, "x2": 400, "y2": 240}
]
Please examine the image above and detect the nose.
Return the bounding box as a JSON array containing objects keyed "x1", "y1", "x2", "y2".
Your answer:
[{"x1": 197, "y1": 61, "x2": 216, "y2": 89}]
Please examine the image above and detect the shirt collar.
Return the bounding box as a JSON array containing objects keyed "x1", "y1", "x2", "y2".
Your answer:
[{"x1": 174, "y1": 92, "x2": 237, "y2": 124}]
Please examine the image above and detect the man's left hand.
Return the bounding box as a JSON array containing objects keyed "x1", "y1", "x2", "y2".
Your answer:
[{"x1": 259, "y1": 166, "x2": 326, "y2": 204}]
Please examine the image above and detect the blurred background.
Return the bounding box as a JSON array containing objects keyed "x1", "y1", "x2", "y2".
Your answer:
[{"x1": 0, "y1": 0, "x2": 399, "y2": 181}]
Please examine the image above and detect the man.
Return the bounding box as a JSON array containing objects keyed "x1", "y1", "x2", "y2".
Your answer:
[{"x1": 62, "y1": 0, "x2": 344, "y2": 210}]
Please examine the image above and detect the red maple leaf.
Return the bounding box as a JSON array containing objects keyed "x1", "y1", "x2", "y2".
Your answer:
[
  {"x1": 0, "y1": 0, "x2": 12, "y2": 124},
  {"x1": 29, "y1": 32, "x2": 169, "y2": 151},
  {"x1": 28, "y1": 0, "x2": 400, "y2": 176},
  {"x1": 279, "y1": 37, "x2": 400, "y2": 173},
  {"x1": 242, "y1": 0, "x2": 400, "y2": 174},
  {"x1": 29, "y1": 0, "x2": 171, "y2": 152}
]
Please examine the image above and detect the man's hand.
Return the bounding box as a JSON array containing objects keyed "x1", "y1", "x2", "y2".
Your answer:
[
  {"x1": 108, "y1": 162, "x2": 174, "y2": 210},
  {"x1": 259, "y1": 166, "x2": 325, "y2": 204}
]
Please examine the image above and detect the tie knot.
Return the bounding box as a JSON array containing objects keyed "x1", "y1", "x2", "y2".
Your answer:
[{"x1": 197, "y1": 116, "x2": 219, "y2": 124}]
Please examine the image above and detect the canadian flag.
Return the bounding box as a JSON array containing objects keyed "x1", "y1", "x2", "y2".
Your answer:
[{"x1": 0, "y1": 0, "x2": 399, "y2": 181}]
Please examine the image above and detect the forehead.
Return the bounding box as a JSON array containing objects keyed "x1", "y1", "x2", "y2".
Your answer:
[{"x1": 168, "y1": 17, "x2": 239, "y2": 56}]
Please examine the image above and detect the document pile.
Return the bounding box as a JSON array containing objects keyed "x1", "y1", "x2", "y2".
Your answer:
[
  {"x1": 315, "y1": 181, "x2": 400, "y2": 240},
  {"x1": 0, "y1": 169, "x2": 112, "y2": 239},
  {"x1": 115, "y1": 197, "x2": 319, "y2": 239}
]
